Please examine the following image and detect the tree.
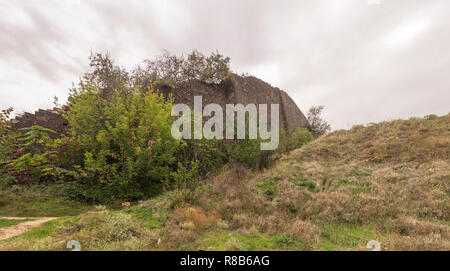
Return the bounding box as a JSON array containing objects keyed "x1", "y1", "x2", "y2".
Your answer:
[
  {"x1": 65, "y1": 82, "x2": 182, "y2": 202},
  {"x1": 0, "y1": 108, "x2": 16, "y2": 169},
  {"x1": 183, "y1": 50, "x2": 230, "y2": 84},
  {"x1": 141, "y1": 50, "x2": 185, "y2": 86},
  {"x1": 307, "y1": 105, "x2": 331, "y2": 138},
  {"x1": 81, "y1": 50, "x2": 231, "y2": 95},
  {"x1": 84, "y1": 52, "x2": 130, "y2": 98}
]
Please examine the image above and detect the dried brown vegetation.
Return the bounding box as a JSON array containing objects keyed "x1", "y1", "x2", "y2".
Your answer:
[
  {"x1": 158, "y1": 114, "x2": 449, "y2": 250},
  {"x1": 1, "y1": 114, "x2": 448, "y2": 250}
]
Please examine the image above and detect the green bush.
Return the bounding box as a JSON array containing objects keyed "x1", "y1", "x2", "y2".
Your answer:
[
  {"x1": 1, "y1": 52, "x2": 316, "y2": 203},
  {"x1": 228, "y1": 128, "x2": 314, "y2": 170},
  {"x1": 1, "y1": 120, "x2": 62, "y2": 184},
  {"x1": 87, "y1": 50, "x2": 230, "y2": 93},
  {"x1": 135, "y1": 49, "x2": 230, "y2": 86},
  {"x1": 227, "y1": 138, "x2": 264, "y2": 168},
  {"x1": 0, "y1": 108, "x2": 17, "y2": 171},
  {"x1": 9, "y1": 126, "x2": 58, "y2": 182},
  {"x1": 63, "y1": 82, "x2": 182, "y2": 203},
  {"x1": 178, "y1": 138, "x2": 228, "y2": 177},
  {"x1": 278, "y1": 127, "x2": 314, "y2": 154},
  {"x1": 307, "y1": 105, "x2": 331, "y2": 138},
  {"x1": 166, "y1": 161, "x2": 204, "y2": 206}
]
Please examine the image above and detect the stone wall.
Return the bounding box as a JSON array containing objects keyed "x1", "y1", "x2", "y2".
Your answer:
[
  {"x1": 12, "y1": 74, "x2": 309, "y2": 136},
  {"x1": 156, "y1": 74, "x2": 309, "y2": 131},
  {"x1": 12, "y1": 109, "x2": 69, "y2": 138}
]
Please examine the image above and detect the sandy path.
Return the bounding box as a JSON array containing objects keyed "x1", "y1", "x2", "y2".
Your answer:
[
  {"x1": 0, "y1": 211, "x2": 100, "y2": 241},
  {"x1": 0, "y1": 217, "x2": 57, "y2": 241},
  {"x1": 0, "y1": 216, "x2": 56, "y2": 220}
]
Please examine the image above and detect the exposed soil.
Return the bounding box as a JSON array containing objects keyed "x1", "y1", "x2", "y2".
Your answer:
[{"x1": 0, "y1": 217, "x2": 57, "y2": 241}]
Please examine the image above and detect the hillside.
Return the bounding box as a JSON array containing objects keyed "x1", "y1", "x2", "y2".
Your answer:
[{"x1": 1, "y1": 114, "x2": 448, "y2": 251}]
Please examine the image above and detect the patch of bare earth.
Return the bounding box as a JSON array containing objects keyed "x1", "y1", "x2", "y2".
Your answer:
[{"x1": 0, "y1": 217, "x2": 57, "y2": 241}]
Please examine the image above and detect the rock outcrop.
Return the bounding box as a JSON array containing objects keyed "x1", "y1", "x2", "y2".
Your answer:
[
  {"x1": 12, "y1": 109, "x2": 69, "y2": 138},
  {"x1": 156, "y1": 74, "x2": 309, "y2": 131},
  {"x1": 12, "y1": 74, "x2": 309, "y2": 135}
]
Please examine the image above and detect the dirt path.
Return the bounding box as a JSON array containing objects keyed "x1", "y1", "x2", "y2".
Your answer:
[{"x1": 0, "y1": 217, "x2": 57, "y2": 241}]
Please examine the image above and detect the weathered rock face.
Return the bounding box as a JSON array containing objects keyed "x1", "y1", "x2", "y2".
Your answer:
[
  {"x1": 156, "y1": 74, "x2": 309, "y2": 131},
  {"x1": 12, "y1": 74, "x2": 308, "y2": 135},
  {"x1": 12, "y1": 109, "x2": 69, "y2": 138}
]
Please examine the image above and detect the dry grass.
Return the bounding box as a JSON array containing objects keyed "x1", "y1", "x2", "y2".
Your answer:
[
  {"x1": 0, "y1": 207, "x2": 159, "y2": 251},
  {"x1": 1, "y1": 114, "x2": 448, "y2": 250},
  {"x1": 166, "y1": 113, "x2": 449, "y2": 250}
]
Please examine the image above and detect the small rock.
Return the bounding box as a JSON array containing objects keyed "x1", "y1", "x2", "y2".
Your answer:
[{"x1": 121, "y1": 202, "x2": 131, "y2": 207}]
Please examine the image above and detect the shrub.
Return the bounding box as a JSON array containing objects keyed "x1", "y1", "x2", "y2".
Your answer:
[
  {"x1": 278, "y1": 128, "x2": 314, "y2": 154},
  {"x1": 228, "y1": 128, "x2": 314, "y2": 170},
  {"x1": 0, "y1": 108, "x2": 17, "y2": 171},
  {"x1": 63, "y1": 82, "x2": 182, "y2": 203},
  {"x1": 1, "y1": 52, "x2": 314, "y2": 203},
  {"x1": 84, "y1": 52, "x2": 130, "y2": 99},
  {"x1": 307, "y1": 105, "x2": 331, "y2": 138},
  {"x1": 182, "y1": 50, "x2": 230, "y2": 84},
  {"x1": 139, "y1": 49, "x2": 230, "y2": 86},
  {"x1": 167, "y1": 161, "x2": 202, "y2": 205},
  {"x1": 1, "y1": 123, "x2": 62, "y2": 184},
  {"x1": 0, "y1": 108, "x2": 15, "y2": 176},
  {"x1": 227, "y1": 138, "x2": 265, "y2": 169},
  {"x1": 178, "y1": 137, "x2": 227, "y2": 177},
  {"x1": 86, "y1": 50, "x2": 231, "y2": 92}
]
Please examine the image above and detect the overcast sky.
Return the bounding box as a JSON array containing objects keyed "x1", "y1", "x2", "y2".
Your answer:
[{"x1": 1, "y1": 0, "x2": 449, "y2": 129}]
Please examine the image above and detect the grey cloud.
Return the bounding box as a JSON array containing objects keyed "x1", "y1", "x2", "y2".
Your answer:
[
  {"x1": 0, "y1": 0, "x2": 449, "y2": 129},
  {"x1": 0, "y1": 4, "x2": 85, "y2": 83}
]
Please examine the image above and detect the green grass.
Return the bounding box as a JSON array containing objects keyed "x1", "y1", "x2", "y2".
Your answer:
[
  {"x1": 0, "y1": 219, "x2": 32, "y2": 228},
  {"x1": 15, "y1": 219, "x2": 62, "y2": 240},
  {"x1": 297, "y1": 180, "x2": 316, "y2": 190},
  {"x1": 0, "y1": 211, "x2": 156, "y2": 251},
  {"x1": 122, "y1": 194, "x2": 172, "y2": 229},
  {"x1": 351, "y1": 169, "x2": 372, "y2": 177},
  {"x1": 181, "y1": 230, "x2": 309, "y2": 251},
  {"x1": 0, "y1": 218, "x2": 65, "y2": 249},
  {"x1": 337, "y1": 178, "x2": 349, "y2": 187},
  {"x1": 123, "y1": 205, "x2": 166, "y2": 229},
  {"x1": 185, "y1": 231, "x2": 274, "y2": 251},
  {"x1": 0, "y1": 218, "x2": 72, "y2": 251},
  {"x1": 0, "y1": 184, "x2": 93, "y2": 217},
  {"x1": 256, "y1": 179, "x2": 277, "y2": 199},
  {"x1": 317, "y1": 224, "x2": 382, "y2": 251},
  {"x1": 186, "y1": 225, "x2": 384, "y2": 251}
]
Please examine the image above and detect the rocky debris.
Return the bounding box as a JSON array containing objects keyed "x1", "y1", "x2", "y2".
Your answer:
[{"x1": 121, "y1": 202, "x2": 131, "y2": 207}]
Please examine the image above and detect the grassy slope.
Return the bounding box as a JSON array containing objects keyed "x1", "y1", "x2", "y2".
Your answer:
[
  {"x1": 0, "y1": 114, "x2": 448, "y2": 251},
  {"x1": 0, "y1": 219, "x2": 32, "y2": 228},
  {"x1": 0, "y1": 184, "x2": 93, "y2": 217}
]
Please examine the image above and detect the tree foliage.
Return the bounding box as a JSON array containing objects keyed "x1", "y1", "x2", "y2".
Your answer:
[
  {"x1": 0, "y1": 108, "x2": 16, "y2": 169},
  {"x1": 307, "y1": 105, "x2": 331, "y2": 138},
  {"x1": 64, "y1": 81, "x2": 182, "y2": 202},
  {"x1": 137, "y1": 49, "x2": 230, "y2": 86},
  {"x1": 0, "y1": 51, "x2": 316, "y2": 203},
  {"x1": 82, "y1": 50, "x2": 230, "y2": 98}
]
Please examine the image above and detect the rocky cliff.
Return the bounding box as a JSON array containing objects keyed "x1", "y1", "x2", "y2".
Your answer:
[
  {"x1": 12, "y1": 109, "x2": 69, "y2": 138},
  {"x1": 156, "y1": 74, "x2": 309, "y2": 131},
  {"x1": 12, "y1": 74, "x2": 309, "y2": 135}
]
